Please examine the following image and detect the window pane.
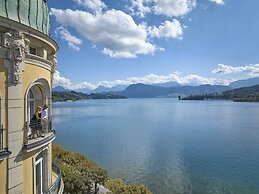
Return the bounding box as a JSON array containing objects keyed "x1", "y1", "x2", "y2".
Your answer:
[{"x1": 36, "y1": 162, "x2": 42, "y2": 194}]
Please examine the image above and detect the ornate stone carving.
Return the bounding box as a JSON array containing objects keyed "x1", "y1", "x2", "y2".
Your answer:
[
  {"x1": 3, "y1": 31, "x2": 30, "y2": 84},
  {"x1": 50, "y1": 54, "x2": 58, "y2": 84},
  {"x1": 51, "y1": 54, "x2": 57, "y2": 72}
]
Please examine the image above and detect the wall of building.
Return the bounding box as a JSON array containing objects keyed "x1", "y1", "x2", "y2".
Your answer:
[
  {"x1": 0, "y1": 54, "x2": 54, "y2": 194},
  {"x1": 0, "y1": 59, "x2": 7, "y2": 194},
  {"x1": 0, "y1": 59, "x2": 7, "y2": 145},
  {"x1": 23, "y1": 144, "x2": 52, "y2": 194},
  {"x1": 23, "y1": 63, "x2": 51, "y2": 89},
  {"x1": 0, "y1": 6, "x2": 57, "y2": 191},
  {"x1": 23, "y1": 150, "x2": 36, "y2": 194},
  {"x1": 0, "y1": 159, "x2": 7, "y2": 194},
  {"x1": 22, "y1": 62, "x2": 51, "y2": 127},
  {"x1": 49, "y1": 143, "x2": 53, "y2": 185},
  {"x1": 22, "y1": 62, "x2": 52, "y2": 193}
]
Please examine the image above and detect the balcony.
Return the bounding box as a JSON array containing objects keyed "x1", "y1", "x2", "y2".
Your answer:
[
  {"x1": 0, "y1": 125, "x2": 12, "y2": 160},
  {"x1": 44, "y1": 162, "x2": 64, "y2": 194},
  {"x1": 23, "y1": 119, "x2": 56, "y2": 152}
]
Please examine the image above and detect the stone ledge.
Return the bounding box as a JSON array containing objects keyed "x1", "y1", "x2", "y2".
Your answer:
[
  {"x1": 23, "y1": 132, "x2": 55, "y2": 153},
  {"x1": 0, "y1": 149, "x2": 12, "y2": 160}
]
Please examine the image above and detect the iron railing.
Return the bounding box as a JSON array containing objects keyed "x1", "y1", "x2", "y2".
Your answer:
[
  {"x1": 25, "y1": 117, "x2": 53, "y2": 144},
  {"x1": 0, "y1": 125, "x2": 12, "y2": 158},
  {"x1": 0, "y1": 125, "x2": 3, "y2": 150},
  {"x1": 44, "y1": 162, "x2": 62, "y2": 194}
]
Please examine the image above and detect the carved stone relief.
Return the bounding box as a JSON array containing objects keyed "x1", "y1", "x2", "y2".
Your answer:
[
  {"x1": 3, "y1": 31, "x2": 30, "y2": 84},
  {"x1": 50, "y1": 54, "x2": 57, "y2": 83}
]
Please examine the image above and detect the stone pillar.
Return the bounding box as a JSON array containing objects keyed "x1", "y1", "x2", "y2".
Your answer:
[
  {"x1": 3, "y1": 31, "x2": 30, "y2": 194},
  {"x1": 5, "y1": 62, "x2": 24, "y2": 194}
]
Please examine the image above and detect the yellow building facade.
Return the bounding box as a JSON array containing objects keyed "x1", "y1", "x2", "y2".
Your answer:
[{"x1": 0, "y1": 0, "x2": 63, "y2": 193}]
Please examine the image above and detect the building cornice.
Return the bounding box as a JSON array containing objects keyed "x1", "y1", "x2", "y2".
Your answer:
[
  {"x1": 25, "y1": 54, "x2": 52, "y2": 71},
  {"x1": 0, "y1": 16, "x2": 58, "y2": 53}
]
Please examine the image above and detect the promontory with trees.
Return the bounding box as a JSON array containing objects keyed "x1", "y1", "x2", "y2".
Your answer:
[
  {"x1": 181, "y1": 85, "x2": 259, "y2": 102},
  {"x1": 52, "y1": 91, "x2": 127, "y2": 102}
]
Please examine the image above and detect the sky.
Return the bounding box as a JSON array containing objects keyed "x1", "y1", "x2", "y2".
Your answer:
[{"x1": 49, "y1": 0, "x2": 259, "y2": 90}]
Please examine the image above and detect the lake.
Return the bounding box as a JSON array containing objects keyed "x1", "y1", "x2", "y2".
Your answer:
[{"x1": 52, "y1": 99, "x2": 259, "y2": 194}]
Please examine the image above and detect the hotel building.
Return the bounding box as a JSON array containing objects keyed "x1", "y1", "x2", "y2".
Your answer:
[{"x1": 0, "y1": 0, "x2": 63, "y2": 193}]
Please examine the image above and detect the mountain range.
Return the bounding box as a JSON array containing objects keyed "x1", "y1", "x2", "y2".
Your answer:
[
  {"x1": 182, "y1": 84, "x2": 259, "y2": 102},
  {"x1": 113, "y1": 84, "x2": 231, "y2": 98},
  {"x1": 94, "y1": 84, "x2": 127, "y2": 93},
  {"x1": 52, "y1": 85, "x2": 69, "y2": 92},
  {"x1": 229, "y1": 77, "x2": 259, "y2": 89},
  {"x1": 53, "y1": 77, "x2": 259, "y2": 98}
]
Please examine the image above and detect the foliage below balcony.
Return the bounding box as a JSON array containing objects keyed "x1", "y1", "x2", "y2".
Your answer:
[
  {"x1": 52, "y1": 144, "x2": 152, "y2": 194},
  {"x1": 105, "y1": 179, "x2": 152, "y2": 194}
]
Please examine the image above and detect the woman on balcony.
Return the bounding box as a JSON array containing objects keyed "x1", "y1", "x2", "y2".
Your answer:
[{"x1": 29, "y1": 106, "x2": 42, "y2": 139}]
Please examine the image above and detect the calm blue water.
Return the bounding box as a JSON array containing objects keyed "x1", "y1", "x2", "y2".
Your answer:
[{"x1": 52, "y1": 99, "x2": 259, "y2": 194}]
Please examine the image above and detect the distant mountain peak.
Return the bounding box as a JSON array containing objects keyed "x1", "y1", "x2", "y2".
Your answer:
[
  {"x1": 94, "y1": 85, "x2": 128, "y2": 93},
  {"x1": 53, "y1": 85, "x2": 69, "y2": 92},
  {"x1": 154, "y1": 81, "x2": 181, "y2": 87}
]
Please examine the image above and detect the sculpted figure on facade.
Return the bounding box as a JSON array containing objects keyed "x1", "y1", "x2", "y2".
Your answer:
[
  {"x1": 50, "y1": 54, "x2": 57, "y2": 83},
  {"x1": 3, "y1": 31, "x2": 30, "y2": 84}
]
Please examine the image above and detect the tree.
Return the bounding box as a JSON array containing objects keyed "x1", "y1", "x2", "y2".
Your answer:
[
  {"x1": 52, "y1": 144, "x2": 152, "y2": 194},
  {"x1": 105, "y1": 179, "x2": 152, "y2": 194},
  {"x1": 53, "y1": 144, "x2": 108, "y2": 194}
]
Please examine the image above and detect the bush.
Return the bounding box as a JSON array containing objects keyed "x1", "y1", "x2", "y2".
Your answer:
[
  {"x1": 52, "y1": 144, "x2": 152, "y2": 194},
  {"x1": 53, "y1": 144, "x2": 108, "y2": 194},
  {"x1": 105, "y1": 178, "x2": 152, "y2": 194}
]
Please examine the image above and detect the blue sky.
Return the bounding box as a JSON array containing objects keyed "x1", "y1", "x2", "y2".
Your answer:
[{"x1": 49, "y1": 0, "x2": 259, "y2": 90}]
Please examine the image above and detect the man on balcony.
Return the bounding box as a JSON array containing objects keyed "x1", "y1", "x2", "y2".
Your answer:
[{"x1": 41, "y1": 104, "x2": 49, "y2": 135}]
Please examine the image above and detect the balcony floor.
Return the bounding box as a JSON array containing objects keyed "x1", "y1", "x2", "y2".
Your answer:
[
  {"x1": 27, "y1": 132, "x2": 54, "y2": 144},
  {"x1": 23, "y1": 131, "x2": 56, "y2": 152}
]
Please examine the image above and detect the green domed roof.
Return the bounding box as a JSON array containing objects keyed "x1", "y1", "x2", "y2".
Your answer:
[{"x1": 0, "y1": 0, "x2": 50, "y2": 35}]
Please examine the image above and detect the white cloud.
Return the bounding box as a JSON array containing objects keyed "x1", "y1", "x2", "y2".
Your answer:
[
  {"x1": 53, "y1": 71, "x2": 95, "y2": 90},
  {"x1": 212, "y1": 63, "x2": 259, "y2": 77},
  {"x1": 154, "y1": 0, "x2": 196, "y2": 17},
  {"x1": 54, "y1": 71, "x2": 232, "y2": 91},
  {"x1": 148, "y1": 19, "x2": 183, "y2": 39},
  {"x1": 50, "y1": 8, "x2": 156, "y2": 58},
  {"x1": 55, "y1": 27, "x2": 82, "y2": 51},
  {"x1": 74, "y1": 0, "x2": 106, "y2": 12},
  {"x1": 128, "y1": 0, "x2": 196, "y2": 18},
  {"x1": 209, "y1": 0, "x2": 225, "y2": 5},
  {"x1": 128, "y1": 0, "x2": 151, "y2": 18}
]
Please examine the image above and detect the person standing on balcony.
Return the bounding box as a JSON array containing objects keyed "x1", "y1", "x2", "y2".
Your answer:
[
  {"x1": 41, "y1": 104, "x2": 48, "y2": 135},
  {"x1": 29, "y1": 106, "x2": 42, "y2": 139}
]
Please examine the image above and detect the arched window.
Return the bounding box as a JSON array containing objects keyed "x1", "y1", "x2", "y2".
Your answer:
[
  {"x1": 27, "y1": 89, "x2": 35, "y2": 121},
  {"x1": 26, "y1": 78, "x2": 50, "y2": 122},
  {"x1": 25, "y1": 78, "x2": 51, "y2": 143}
]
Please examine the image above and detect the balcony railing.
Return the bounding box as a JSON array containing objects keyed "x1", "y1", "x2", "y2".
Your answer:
[
  {"x1": 0, "y1": 125, "x2": 12, "y2": 160},
  {"x1": 0, "y1": 125, "x2": 3, "y2": 151},
  {"x1": 25, "y1": 117, "x2": 52, "y2": 142},
  {"x1": 23, "y1": 118, "x2": 56, "y2": 152},
  {"x1": 44, "y1": 162, "x2": 63, "y2": 194}
]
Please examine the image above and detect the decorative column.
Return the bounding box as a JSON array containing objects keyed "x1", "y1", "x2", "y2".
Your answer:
[
  {"x1": 49, "y1": 54, "x2": 57, "y2": 130},
  {"x1": 50, "y1": 54, "x2": 57, "y2": 86},
  {"x1": 3, "y1": 30, "x2": 30, "y2": 194}
]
